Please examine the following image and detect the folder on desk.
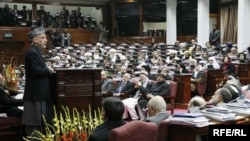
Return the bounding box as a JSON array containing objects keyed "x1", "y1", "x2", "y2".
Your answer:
[
  {"x1": 172, "y1": 113, "x2": 204, "y2": 118},
  {"x1": 205, "y1": 107, "x2": 231, "y2": 113},
  {"x1": 168, "y1": 116, "x2": 210, "y2": 127},
  {"x1": 201, "y1": 110, "x2": 236, "y2": 121},
  {"x1": 226, "y1": 101, "x2": 250, "y2": 109}
]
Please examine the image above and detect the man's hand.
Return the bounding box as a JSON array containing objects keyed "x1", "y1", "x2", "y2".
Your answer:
[
  {"x1": 146, "y1": 94, "x2": 154, "y2": 99},
  {"x1": 48, "y1": 66, "x2": 55, "y2": 74}
]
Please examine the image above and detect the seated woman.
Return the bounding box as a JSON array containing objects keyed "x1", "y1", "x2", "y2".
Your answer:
[{"x1": 220, "y1": 56, "x2": 236, "y2": 77}]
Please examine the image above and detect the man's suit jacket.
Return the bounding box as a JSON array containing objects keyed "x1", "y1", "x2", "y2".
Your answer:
[
  {"x1": 209, "y1": 29, "x2": 220, "y2": 46},
  {"x1": 147, "y1": 81, "x2": 170, "y2": 96},
  {"x1": 101, "y1": 78, "x2": 113, "y2": 94},
  {"x1": 114, "y1": 81, "x2": 135, "y2": 96},
  {"x1": 24, "y1": 45, "x2": 52, "y2": 101},
  {"x1": 144, "y1": 112, "x2": 169, "y2": 126},
  {"x1": 88, "y1": 119, "x2": 125, "y2": 141},
  {"x1": 0, "y1": 87, "x2": 23, "y2": 107},
  {"x1": 0, "y1": 86, "x2": 23, "y2": 116}
]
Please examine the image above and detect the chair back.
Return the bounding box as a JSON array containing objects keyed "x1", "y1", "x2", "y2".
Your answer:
[
  {"x1": 157, "y1": 120, "x2": 170, "y2": 141},
  {"x1": 109, "y1": 120, "x2": 158, "y2": 141},
  {"x1": 165, "y1": 81, "x2": 177, "y2": 114}
]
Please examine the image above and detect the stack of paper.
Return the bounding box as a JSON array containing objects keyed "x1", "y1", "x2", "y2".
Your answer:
[
  {"x1": 201, "y1": 108, "x2": 236, "y2": 121},
  {"x1": 168, "y1": 113, "x2": 210, "y2": 127},
  {"x1": 226, "y1": 101, "x2": 250, "y2": 116}
]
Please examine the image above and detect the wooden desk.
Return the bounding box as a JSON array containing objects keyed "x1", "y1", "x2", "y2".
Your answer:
[
  {"x1": 173, "y1": 74, "x2": 192, "y2": 103},
  {"x1": 236, "y1": 63, "x2": 250, "y2": 77},
  {"x1": 206, "y1": 69, "x2": 223, "y2": 97},
  {"x1": 168, "y1": 116, "x2": 250, "y2": 141},
  {"x1": 206, "y1": 64, "x2": 250, "y2": 97},
  {"x1": 51, "y1": 68, "x2": 102, "y2": 112}
]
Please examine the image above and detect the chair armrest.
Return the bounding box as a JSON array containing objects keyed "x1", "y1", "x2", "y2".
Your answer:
[
  {"x1": 162, "y1": 95, "x2": 175, "y2": 99},
  {"x1": 102, "y1": 92, "x2": 113, "y2": 97},
  {"x1": 120, "y1": 93, "x2": 129, "y2": 99}
]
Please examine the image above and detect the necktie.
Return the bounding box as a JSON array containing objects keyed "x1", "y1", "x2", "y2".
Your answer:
[{"x1": 117, "y1": 82, "x2": 125, "y2": 93}]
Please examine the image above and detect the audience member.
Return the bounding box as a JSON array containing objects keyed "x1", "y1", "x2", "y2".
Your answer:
[
  {"x1": 187, "y1": 87, "x2": 233, "y2": 113},
  {"x1": 159, "y1": 67, "x2": 172, "y2": 80},
  {"x1": 112, "y1": 73, "x2": 134, "y2": 97},
  {"x1": 220, "y1": 56, "x2": 235, "y2": 76},
  {"x1": 107, "y1": 48, "x2": 121, "y2": 65},
  {"x1": 217, "y1": 69, "x2": 239, "y2": 88},
  {"x1": 11, "y1": 4, "x2": 20, "y2": 26},
  {"x1": 191, "y1": 65, "x2": 205, "y2": 97},
  {"x1": 150, "y1": 51, "x2": 161, "y2": 65},
  {"x1": 122, "y1": 71, "x2": 149, "y2": 120},
  {"x1": 0, "y1": 74, "x2": 23, "y2": 117},
  {"x1": 141, "y1": 64, "x2": 155, "y2": 80},
  {"x1": 175, "y1": 63, "x2": 189, "y2": 74},
  {"x1": 205, "y1": 56, "x2": 220, "y2": 69},
  {"x1": 61, "y1": 28, "x2": 71, "y2": 47},
  {"x1": 37, "y1": 5, "x2": 48, "y2": 27},
  {"x1": 51, "y1": 28, "x2": 62, "y2": 47},
  {"x1": 18, "y1": 64, "x2": 26, "y2": 86},
  {"x1": 101, "y1": 70, "x2": 113, "y2": 95},
  {"x1": 138, "y1": 73, "x2": 170, "y2": 109},
  {"x1": 227, "y1": 47, "x2": 238, "y2": 60},
  {"x1": 237, "y1": 53, "x2": 248, "y2": 63},
  {"x1": 209, "y1": 24, "x2": 220, "y2": 47},
  {"x1": 144, "y1": 95, "x2": 169, "y2": 126},
  {"x1": 187, "y1": 96, "x2": 206, "y2": 113},
  {"x1": 88, "y1": 97, "x2": 125, "y2": 141}
]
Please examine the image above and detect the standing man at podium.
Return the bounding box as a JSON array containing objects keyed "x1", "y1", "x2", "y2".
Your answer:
[{"x1": 22, "y1": 26, "x2": 55, "y2": 138}]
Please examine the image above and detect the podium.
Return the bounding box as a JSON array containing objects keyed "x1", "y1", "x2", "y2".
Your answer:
[
  {"x1": 51, "y1": 68, "x2": 102, "y2": 112},
  {"x1": 173, "y1": 74, "x2": 192, "y2": 103}
]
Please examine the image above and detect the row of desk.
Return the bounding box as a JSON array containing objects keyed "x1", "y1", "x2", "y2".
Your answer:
[
  {"x1": 163, "y1": 115, "x2": 250, "y2": 141},
  {"x1": 173, "y1": 63, "x2": 250, "y2": 105},
  {"x1": 50, "y1": 63, "x2": 250, "y2": 112}
]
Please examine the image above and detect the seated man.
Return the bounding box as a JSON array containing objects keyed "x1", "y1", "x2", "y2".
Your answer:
[
  {"x1": 122, "y1": 71, "x2": 149, "y2": 120},
  {"x1": 0, "y1": 74, "x2": 23, "y2": 117},
  {"x1": 138, "y1": 73, "x2": 170, "y2": 109},
  {"x1": 218, "y1": 69, "x2": 241, "y2": 89},
  {"x1": 112, "y1": 73, "x2": 135, "y2": 98},
  {"x1": 144, "y1": 96, "x2": 169, "y2": 126},
  {"x1": 101, "y1": 70, "x2": 113, "y2": 96},
  {"x1": 187, "y1": 87, "x2": 233, "y2": 113},
  {"x1": 88, "y1": 97, "x2": 125, "y2": 141}
]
